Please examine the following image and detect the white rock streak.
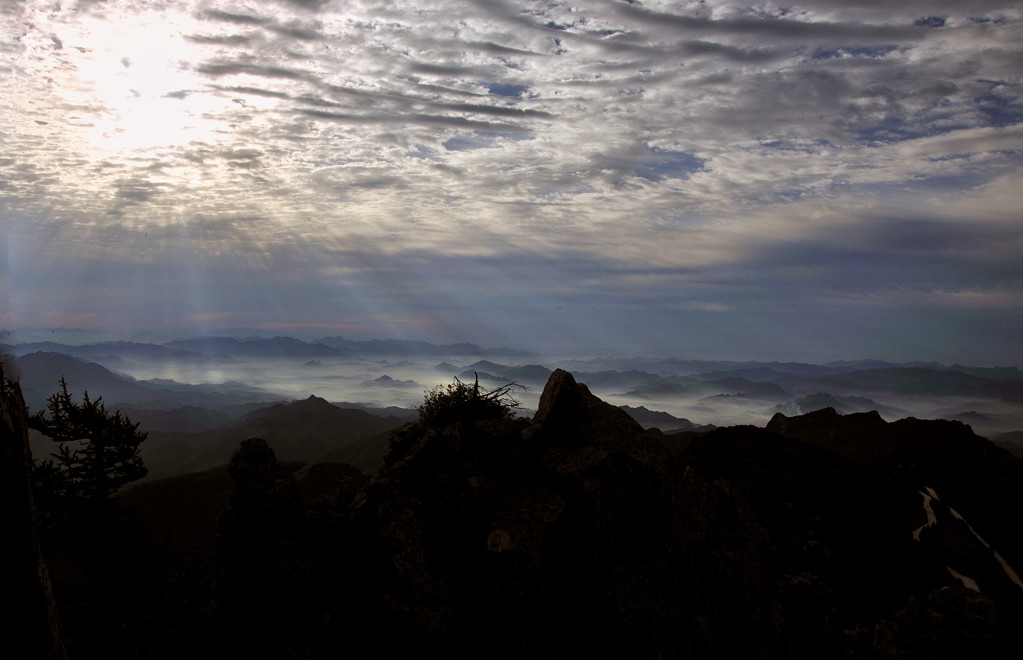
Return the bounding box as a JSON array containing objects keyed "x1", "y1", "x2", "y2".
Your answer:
[
  {"x1": 912, "y1": 487, "x2": 939, "y2": 542},
  {"x1": 913, "y1": 485, "x2": 1023, "y2": 592},
  {"x1": 947, "y1": 505, "x2": 1023, "y2": 591},
  {"x1": 946, "y1": 566, "x2": 981, "y2": 593}
]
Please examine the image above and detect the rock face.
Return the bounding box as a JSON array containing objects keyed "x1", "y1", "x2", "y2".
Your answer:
[
  {"x1": 768, "y1": 407, "x2": 1023, "y2": 590},
  {"x1": 343, "y1": 369, "x2": 789, "y2": 657},
  {"x1": 215, "y1": 438, "x2": 329, "y2": 656},
  {"x1": 213, "y1": 370, "x2": 1023, "y2": 657},
  {"x1": 1, "y1": 372, "x2": 67, "y2": 660}
]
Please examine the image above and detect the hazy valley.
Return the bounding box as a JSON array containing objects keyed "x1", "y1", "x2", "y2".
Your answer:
[{"x1": 5, "y1": 334, "x2": 1023, "y2": 476}]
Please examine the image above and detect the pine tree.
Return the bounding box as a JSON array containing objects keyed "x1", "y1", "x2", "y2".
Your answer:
[{"x1": 30, "y1": 378, "x2": 147, "y2": 510}]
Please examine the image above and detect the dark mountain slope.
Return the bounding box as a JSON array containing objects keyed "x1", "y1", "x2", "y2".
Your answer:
[
  {"x1": 118, "y1": 459, "x2": 369, "y2": 557},
  {"x1": 118, "y1": 464, "x2": 235, "y2": 556},
  {"x1": 766, "y1": 406, "x2": 1003, "y2": 469},
  {"x1": 223, "y1": 395, "x2": 402, "y2": 460},
  {"x1": 9, "y1": 341, "x2": 203, "y2": 361},
  {"x1": 14, "y1": 352, "x2": 155, "y2": 409},
  {"x1": 682, "y1": 426, "x2": 935, "y2": 656},
  {"x1": 13, "y1": 352, "x2": 276, "y2": 411},
  {"x1": 113, "y1": 405, "x2": 238, "y2": 434},
  {"x1": 38, "y1": 369, "x2": 1023, "y2": 659},
  {"x1": 993, "y1": 430, "x2": 1023, "y2": 458},
  {"x1": 768, "y1": 407, "x2": 1023, "y2": 601},
  {"x1": 285, "y1": 369, "x2": 791, "y2": 658},
  {"x1": 618, "y1": 404, "x2": 712, "y2": 432},
  {"x1": 226, "y1": 369, "x2": 1018, "y2": 658},
  {"x1": 142, "y1": 396, "x2": 406, "y2": 480}
]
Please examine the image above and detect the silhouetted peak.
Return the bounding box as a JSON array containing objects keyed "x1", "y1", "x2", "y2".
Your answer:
[
  {"x1": 767, "y1": 405, "x2": 837, "y2": 432},
  {"x1": 619, "y1": 404, "x2": 702, "y2": 431},
  {"x1": 299, "y1": 394, "x2": 332, "y2": 407},
  {"x1": 766, "y1": 406, "x2": 885, "y2": 444},
  {"x1": 533, "y1": 368, "x2": 646, "y2": 448},
  {"x1": 239, "y1": 395, "x2": 339, "y2": 423},
  {"x1": 766, "y1": 405, "x2": 1011, "y2": 481},
  {"x1": 533, "y1": 368, "x2": 581, "y2": 423}
]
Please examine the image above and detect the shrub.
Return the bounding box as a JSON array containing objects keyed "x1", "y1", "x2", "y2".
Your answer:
[{"x1": 417, "y1": 373, "x2": 522, "y2": 428}]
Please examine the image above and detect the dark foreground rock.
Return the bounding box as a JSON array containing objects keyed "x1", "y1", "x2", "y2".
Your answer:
[
  {"x1": 206, "y1": 369, "x2": 1023, "y2": 658},
  {"x1": 1, "y1": 372, "x2": 67, "y2": 659},
  {"x1": 20, "y1": 368, "x2": 1023, "y2": 658}
]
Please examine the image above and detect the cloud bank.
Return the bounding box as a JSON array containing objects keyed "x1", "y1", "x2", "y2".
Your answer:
[{"x1": 2, "y1": 1, "x2": 1022, "y2": 362}]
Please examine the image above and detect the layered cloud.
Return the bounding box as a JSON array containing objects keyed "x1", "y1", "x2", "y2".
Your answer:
[{"x1": 2, "y1": 1, "x2": 1022, "y2": 361}]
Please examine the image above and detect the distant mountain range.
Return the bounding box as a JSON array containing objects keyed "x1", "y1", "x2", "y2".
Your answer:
[
  {"x1": 10, "y1": 351, "x2": 279, "y2": 412},
  {"x1": 770, "y1": 391, "x2": 903, "y2": 417},
  {"x1": 5, "y1": 335, "x2": 1022, "y2": 450},
  {"x1": 3, "y1": 334, "x2": 532, "y2": 362},
  {"x1": 617, "y1": 405, "x2": 714, "y2": 432}
]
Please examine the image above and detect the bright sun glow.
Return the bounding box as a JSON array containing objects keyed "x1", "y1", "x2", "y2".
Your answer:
[{"x1": 59, "y1": 13, "x2": 230, "y2": 154}]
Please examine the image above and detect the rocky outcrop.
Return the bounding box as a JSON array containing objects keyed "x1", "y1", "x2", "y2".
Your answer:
[
  {"x1": 766, "y1": 406, "x2": 996, "y2": 469},
  {"x1": 1, "y1": 370, "x2": 67, "y2": 660},
  {"x1": 324, "y1": 371, "x2": 1022, "y2": 658},
  {"x1": 177, "y1": 371, "x2": 1023, "y2": 657},
  {"x1": 769, "y1": 405, "x2": 1023, "y2": 608},
  {"x1": 326, "y1": 368, "x2": 791, "y2": 657}
]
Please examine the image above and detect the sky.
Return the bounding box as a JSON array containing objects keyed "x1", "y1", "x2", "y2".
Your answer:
[{"x1": 1, "y1": 0, "x2": 1022, "y2": 364}]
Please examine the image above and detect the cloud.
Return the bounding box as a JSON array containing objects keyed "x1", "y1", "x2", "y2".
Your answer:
[
  {"x1": 2, "y1": 0, "x2": 1022, "y2": 361},
  {"x1": 896, "y1": 124, "x2": 1023, "y2": 159}
]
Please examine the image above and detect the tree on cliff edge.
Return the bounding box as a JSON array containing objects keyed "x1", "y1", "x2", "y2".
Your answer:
[{"x1": 29, "y1": 378, "x2": 146, "y2": 516}]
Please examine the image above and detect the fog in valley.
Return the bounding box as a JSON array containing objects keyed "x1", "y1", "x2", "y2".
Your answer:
[{"x1": 7, "y1": 335, "x2": 1023, "y2": 447}]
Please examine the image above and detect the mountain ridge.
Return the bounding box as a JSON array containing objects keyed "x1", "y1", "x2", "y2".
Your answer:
[{"x1": 86, "y1": 368, "x2": 1023, "y2": 657}]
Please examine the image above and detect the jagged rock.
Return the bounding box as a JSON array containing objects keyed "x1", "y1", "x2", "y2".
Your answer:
[
  {"x1": 73, "y1": 370, "x2": 1023, "y2": 657},
  {"x1": 768, "y1": 406, "x2": 1023, "y2": 600},
  {"x1": 767, "y1": 406, "x2": 887, "y2": 444},
  {"x1": 529, "y1": 368, "x2": 672, "y2": 476},
  {"x1": 766, "y1": 406, "x2": 992, "y2": 468},
  {"x1": 1, "y1": 374, "x2": 67, "y2": 659},
  {"x1": 532, "y1": 368, "x2": 648, "y2": 448},
  {"x1": 320, "y1": 371, "x2": 1023, "y2": 657},
  {"x1": 329, "y1": 368, "x2": 795, "y2": 657},
  {"x1": 764, "y1": 406, "x2": 1023, "y2": 654}
]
